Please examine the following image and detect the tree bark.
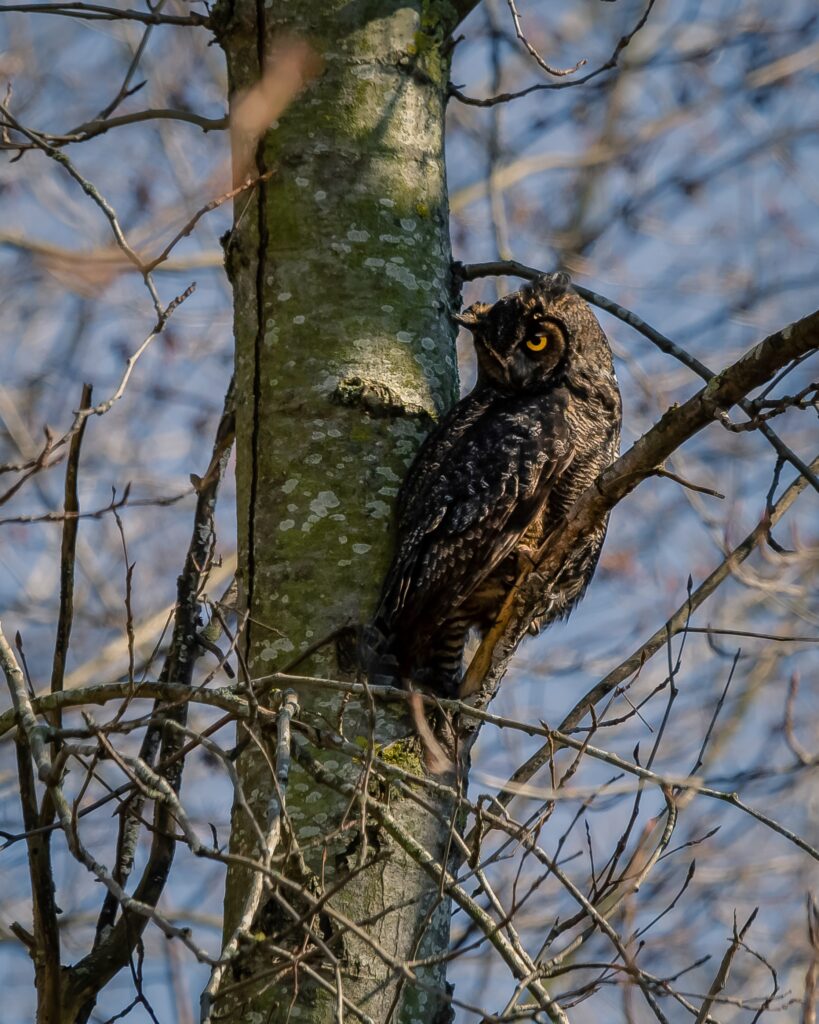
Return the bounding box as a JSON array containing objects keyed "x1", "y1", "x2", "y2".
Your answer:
[{"x1": 214, "y1": 2, "x2": 461, "y2": 1022}]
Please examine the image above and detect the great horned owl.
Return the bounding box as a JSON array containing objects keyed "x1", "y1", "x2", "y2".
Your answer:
[{"x1": 370, "y1": 272, "x2": 621, "y2": 697}]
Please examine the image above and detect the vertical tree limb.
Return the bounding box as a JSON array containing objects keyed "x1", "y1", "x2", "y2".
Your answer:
[
  {"x1": 14, "y1": 737, "x2": 62, "y2": 1024},
  {"x1": 50, "y1": 381, "x2": 93, "y2": 715},
  {"x1": 62, "y1": 379, "x2": 236, "y2": 1022}
]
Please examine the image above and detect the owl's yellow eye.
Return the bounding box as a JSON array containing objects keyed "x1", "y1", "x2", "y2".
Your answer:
[{"x1": 526, "y1": 335, "x2": 549, "y2": 352}]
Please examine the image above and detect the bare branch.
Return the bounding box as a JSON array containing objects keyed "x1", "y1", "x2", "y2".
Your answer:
[
  {"x1": 0, "y1": 3, "x2": 209, "y2": 26},
  {"x1": 483, "y1": 452, "x2": 819, "y2": 817},
  {"x1": 460, "y1": 304, "x2": 819, "y2": 698},
  {"x1": 0, "y1": 101, "x2": 153, "y2": 294},
  {"x1": 459, "y1": 260, "x2": 819, "y2": 494},
  {"x1": 452, "y1": 0, "x2": 658, "y2": 105},
  {"x1": 59, "y1": 108, "x2": 226, "y2": 146},
  {"x1": 13, "y1": 737, "x2": 61, "y2": 1021},
  {"x1": 50, "y1": 383, "x2": 93, "y2": 715},
  {"x1": 144, "y1": 171, "x2": 274, "y2": 273},
  {"x1": 504, "y1": 0, "x2": 587, "y2": 78},
  {"x1": 89, "y1": 283, "x2": 196, "y2": 415},
  {"x1": 60, "y1": 379, "x2": 235, "y2": 1018},
  {"x1": 695, "y1": 910, "x2": 759, "y2": 1024},
  {"x1": 653, "y1": 466, "x2": 725, "y2": 500}
]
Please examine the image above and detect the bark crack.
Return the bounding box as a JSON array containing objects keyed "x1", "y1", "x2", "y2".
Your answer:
[{"x1": 245, "y1": 0, "x2": 268, "y2": 662}]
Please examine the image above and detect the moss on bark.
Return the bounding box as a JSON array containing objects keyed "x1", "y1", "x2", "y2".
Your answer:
[{"x1": 216, "y1": 2, "x2": 460, "y2": 1021}]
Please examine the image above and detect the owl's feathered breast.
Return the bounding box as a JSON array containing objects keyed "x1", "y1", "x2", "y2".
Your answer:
[
  {"x1": 371, "y1": 272, "x2": 622, "y2": 693},
  {"x1": 376, "y1": 384, "x2": 574, "y2": 646}
]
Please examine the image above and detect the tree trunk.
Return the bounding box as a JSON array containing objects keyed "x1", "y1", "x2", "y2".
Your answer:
[{"x1": 214, "y1": 2, "x2": 461, "y2": 1021}]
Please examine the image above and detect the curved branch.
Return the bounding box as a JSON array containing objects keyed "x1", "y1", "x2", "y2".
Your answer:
[
  {"x1": 457, "y1": 298, "x2": 819, "y2": 699},
  {"x1": 451, "y1": 0, "x2": 657, "y2": 105},
  {"x1": 0, "y1": 109, "x2": 228, "y2": 151},
  {"x1": 60, "y1": 380, "x2": 236, "y2": 1021},
  {"x1": 485, "y1": 451, "x2": 819, "y2": 820},
  {"x1": 460, "y1": 259, "x2": 819, "y2": 495},
  {"x1": 504, "y1": 0, "x2": 587, "y2": 78}
]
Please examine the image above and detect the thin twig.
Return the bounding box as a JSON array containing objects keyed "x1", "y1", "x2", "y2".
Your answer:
[
  {"x1": 0, "y1": 99, "x2": 162, "y2": 314},
  {"x1": 683, "y1": 627, "x2": 818, "y2": 643},
  {"x1": 695, "y1": 910, "x2": 759, "y2": 1024},
  {"x1": 91, "y1": 284, "x2": 196, "y2": 415},
  {"x1": 0, "y1": 485, "x2": 192, "y2": 526},
  {"x1": 452, "y1": 0, "x2": 657, "y2": 105},
  {"x1": 504, "y1": 0, "x2": 586, "y2": 77},
  {"x1": 0, "y1": 429, "x2": 59, "y2": 507},
  {"x1": 0, "y1": 3, "x2": 208, "y2": 26},
  {"x1": 144, "y1": 171, "x2": 275, "y2": 273},
  {"x1": 97, "y1": 0, "x2": 165, "y2": 123},
  {"x1": 0, "y1": 105, "x2": 226, "y2": 150},
  {"x1": 50, "y1": 383, "x2": 93, "y2": 721},
  {"x1": 654, "y1": 466, "x2": 725, "y2": 500}
]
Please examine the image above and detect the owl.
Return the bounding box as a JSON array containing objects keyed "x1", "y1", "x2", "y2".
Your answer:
[{"x1": 369, "y1": 272, "x2": 621, "y2": 697}]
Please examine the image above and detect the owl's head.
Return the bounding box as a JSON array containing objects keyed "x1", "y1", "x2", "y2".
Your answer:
[{"x1": 455, "y1": 273, "x2": 609, "y2": 393}]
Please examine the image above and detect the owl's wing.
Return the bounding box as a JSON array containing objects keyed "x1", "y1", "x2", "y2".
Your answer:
[
  {"x1": 377, "y1": 390, "x2": 574, "y2": 643},
  {"x1": 394, "y1": 389, "x2": 494, "y2": 535}
]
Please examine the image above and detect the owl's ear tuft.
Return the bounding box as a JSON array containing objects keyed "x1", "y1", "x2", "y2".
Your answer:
[
  {"x1": 453, "y1": 302, "x2": 491, "y2": 329},
  {"x1": 523, "y1": 272, "x2": 572, "y2": 308}
]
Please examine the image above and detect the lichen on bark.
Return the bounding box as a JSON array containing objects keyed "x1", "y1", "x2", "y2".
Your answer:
[{"x1": 214, "y1": 1, "x2": 461, "y2": 1021}]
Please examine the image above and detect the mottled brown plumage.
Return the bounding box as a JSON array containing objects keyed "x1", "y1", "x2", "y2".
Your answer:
[{"x1": 371, "y1": 273, "x2": 622, "y2": 696}]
